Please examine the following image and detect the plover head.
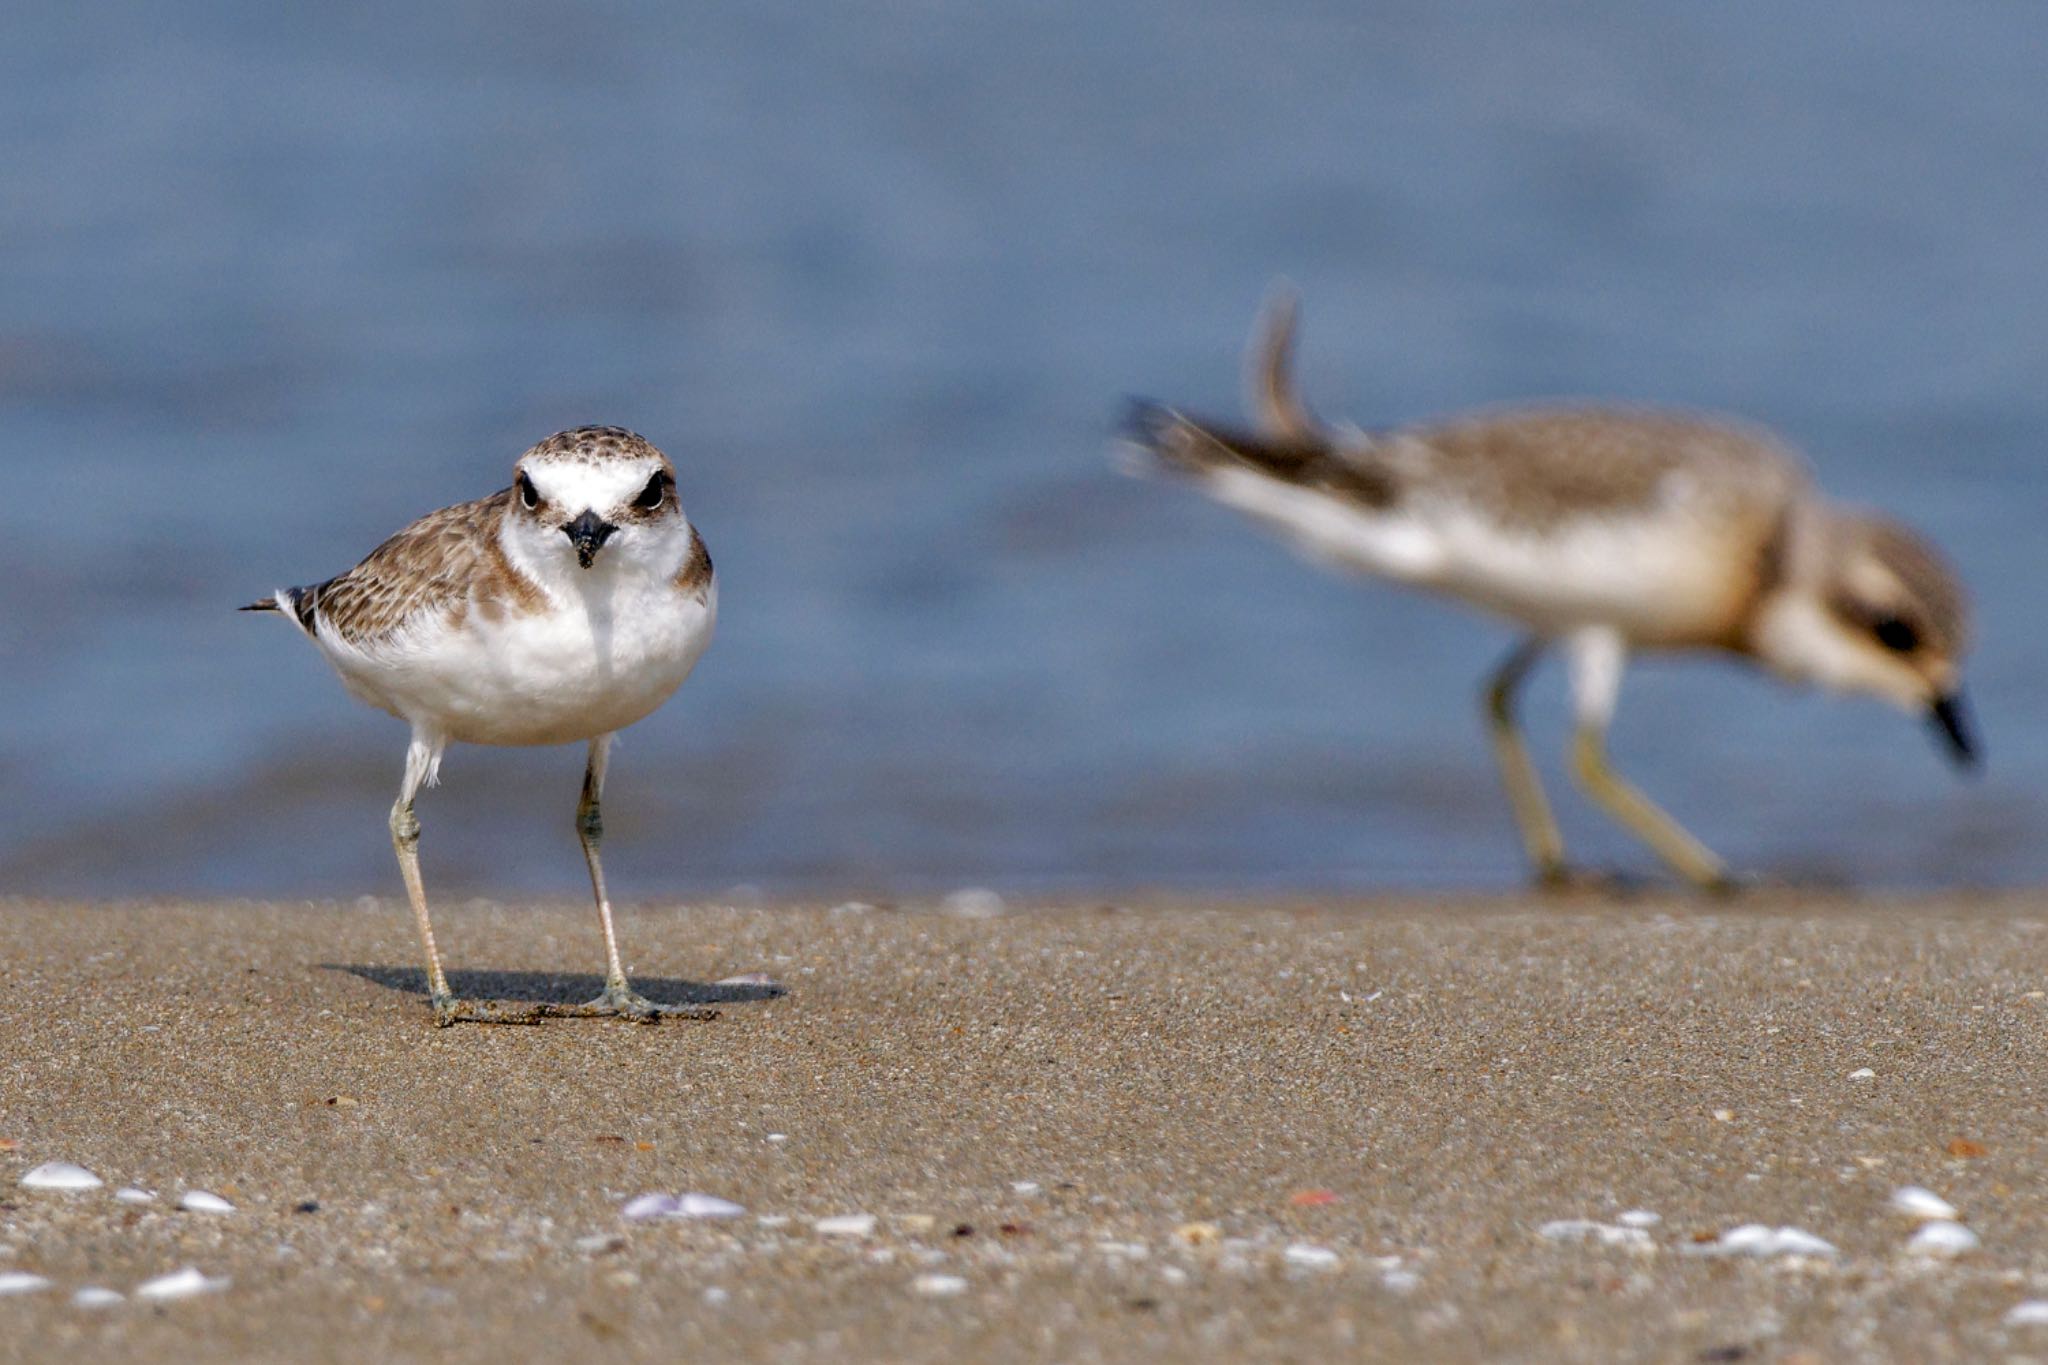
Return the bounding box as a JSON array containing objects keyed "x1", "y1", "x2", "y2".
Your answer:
[
  {"x1": 1754, "y1": 509, "x2": 1976, "y2": 766},
  {"x1": 506, "y1": 425, "x2": 691, "y2": 573}
]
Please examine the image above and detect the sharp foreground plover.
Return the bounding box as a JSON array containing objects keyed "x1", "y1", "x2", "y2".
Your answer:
[
  {"x1": 1126, "y1": 294, "x2": 1976, "y2": 890},
  {"x1": 246, "y1": 426, "x2": 717, "y2": 1024}
]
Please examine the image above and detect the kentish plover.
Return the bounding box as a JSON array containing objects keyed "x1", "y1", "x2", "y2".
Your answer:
[
  {"x1": 246, "y1": 426, "x2": 717, "y2": 1024},
  {"x1": 1125, "y1": 294, "x2": 1976, "y2": 890}
]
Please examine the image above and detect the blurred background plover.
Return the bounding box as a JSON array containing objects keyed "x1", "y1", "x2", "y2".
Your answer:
[
  {"x1": 246, "y1": 426, "x2": 717, "y2": 1024},
  {"x1": 1126, "y1": 293, "x2": 1976, "y2": 891}
]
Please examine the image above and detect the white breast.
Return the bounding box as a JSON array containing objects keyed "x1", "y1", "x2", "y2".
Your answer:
[{"x1": 320, "y1": 576, "x2": 716, "y2": 747}]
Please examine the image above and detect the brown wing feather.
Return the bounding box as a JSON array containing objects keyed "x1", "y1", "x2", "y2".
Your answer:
[{"x1": 306, "y1": 489, "x2": 542, "y2": 648}]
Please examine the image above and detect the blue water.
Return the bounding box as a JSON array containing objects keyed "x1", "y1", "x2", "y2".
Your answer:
[{"x1": 4, "y1": 1, "x2": 2045, "y2": 899}]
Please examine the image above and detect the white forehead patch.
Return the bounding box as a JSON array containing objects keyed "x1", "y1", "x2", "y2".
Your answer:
[{"x1": 524, "y1": 458, "x2": 662, "y2": 516}]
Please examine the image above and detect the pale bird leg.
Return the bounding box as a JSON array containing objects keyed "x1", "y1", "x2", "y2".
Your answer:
[
  {"x1": 1483, "y1": 636, "x2": 1568, "y2": 886},
  {"x1": 543, "y1": 734, "x2": 714, "y2": 1023},
  {"x1": 1564, "y1": 629, "x2": 1731, "y2": 893},
  {"x1": 390, "y1": 734, "x2": 543, "y2": 1027}
]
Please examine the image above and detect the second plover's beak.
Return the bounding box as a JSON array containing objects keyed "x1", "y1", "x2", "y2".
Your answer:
[
  {"x1": 1928, "y1": 691, "x2": 1980, "y2": 771},
  {"x1": 565, "y1": 511, "x2": 616, "y2": 568}
]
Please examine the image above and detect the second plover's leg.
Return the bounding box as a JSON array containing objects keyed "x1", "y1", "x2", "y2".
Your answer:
[
  {"x1": 1563, "y1": 628, "x2": 1731, "y2": 893},
  {"x1": 547, "y1": 735, "x2": 711, "y2": 1023},
  {"x1": 1483, "y1": 636, "x2": 1569, "y2": 886},
  {"x1": 390, "y1": 734, "x2": 542, "y2": 1027}
]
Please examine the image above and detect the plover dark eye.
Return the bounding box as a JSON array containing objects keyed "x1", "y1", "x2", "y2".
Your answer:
[
  {"x1": 634, "y1": 470, "x2": 669, "y2": 511},
  {"x1": 517, "y1": 472, "x2": 539, "y2": 510},
  {"x1": 1873, "y1": 616, "x2": 1920, "y2": 654}
]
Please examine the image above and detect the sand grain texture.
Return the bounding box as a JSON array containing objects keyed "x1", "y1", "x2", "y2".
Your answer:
[{"x1": 1, "y1": 895, "x2": 2045, "y2": 1362}]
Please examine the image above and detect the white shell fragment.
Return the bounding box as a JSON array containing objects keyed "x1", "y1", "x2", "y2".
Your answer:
[
  {"x1": 1537, "y1": 1219, "x2": 1654, "y2": 1250},
  {"x1": 1617, "y1": 1210, "x2": 1662, "y2": 1228},
  {"x1": 177, "y1": 1191, "x2": 235, "y2": 1214},
  {"x1": 20, "y1": 1162, "x2": 102, "y2": 1191},
  {"x1": 72, "y1": 1287, "x2": 125, "y2": 1308},
  {"x1": 1848, "y1": 1067, "x2": 1876, "y2": 1079},
  {"x1": 114, "y1": 1188, "x2": 157, "y2": 1205},
  {"x1": 714, "y1": 973, "x2": 780, "y2": 988},
  {"x1": 678, "y1": 1193, "x2": 746, "y2": 1219},
  {"x1": 1890, "y1": 1186, "x2": 1958, "y2": 1222},
  {"x1": 622, "y1": 1193, "x2": 680, "y2": 1221},
  {"x1": 0, "y1": 1272, "x2": 52, "y2": 1296},
  {"x1": 134, "y1": 1267, "x2": 229, "y2": 1301},
  {"x1": 815, "y1": 1214, "x2": 878, "y2": 1238},
  {"x1": 2006, "y1": 1300, "x2": 2048, "y2": 1326},
  {"x1": 1905, "y1": 1220, "x2": 1980, "y2": 1257},
  {"x1": 1283, "y1": 1243, "x2": 1340, "y2": 1269},
  {"x1": 1686, "y1": 1224, "x2": 1838, "y2": 1259},
  {"x1": 913, "y1": 1273, "x2": 968, "y2": 1296},
  {"x1": 622, "y1": 1191, "x2": 747, "y2": 1221}
]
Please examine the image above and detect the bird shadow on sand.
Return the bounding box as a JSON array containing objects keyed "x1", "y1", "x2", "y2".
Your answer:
[{"x1": 321, "y1": 964, "x2": 786, "y2": 1008}]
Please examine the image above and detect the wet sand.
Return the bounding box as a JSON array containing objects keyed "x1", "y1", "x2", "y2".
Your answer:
[{"x1": 2, "y1": 893, "x2": 2046, "y2": 1362}]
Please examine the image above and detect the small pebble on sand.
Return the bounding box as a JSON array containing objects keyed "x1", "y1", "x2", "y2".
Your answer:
[
  {"x1": 1890, "y1": 1186, "x2": 1958, "y2": 1222},
  {"x1": 1848, "y1": 1067, "x2": 1876, "y2": 1079},
  {"x1": 134, "y1": 1268, "x2": 229, "y2": 1301},
  {"x1": 72, "y1": 1287, "x2": 124, "y2": 1309},
  {"x1": 677, "y1": 1193, "x2": 747, "y2": 1220},
  {"x1": 0, "y1": 1272, "x2": 52, "y2": 1296},
  {"x1": 178, "y1": 1191, "x2": 235, "y2": 1214},
  {"x1": 1687, "y1": 1225, "x2": 1837, "y2": 1259},
  {"x1": 914, "y1": 1274, "x2": 968, "y2": 1297},
  {"x1": 1537, "y1": 1220, "x2": 1653, "y2": 1250},
  {"x1": 1905, "y1": 1221, "x2": 1979, "y2": 1257},
  {"x1": 1617, "y1": 1210, "x2": 1661, "y2": 1228},
  {"x1": 815, "y1": 1214, "x2": 877, "y2": 1238},
  {"x1": 1283, "y1": 1244, "x2": 1340, "y2": 1269},
  {"x1": 20, "y1": 1163, "x2": 102, "y2": 1192},
  {"x1": 2005, "y1": 1301, "x2": 2048, "y2": 1327},
  {"x1": 621, "y1": 1193, "x2": 681, "y2": 1221},
  {"x1": 114, "y1": 1188, "x2": 156, "y2": 1205}
]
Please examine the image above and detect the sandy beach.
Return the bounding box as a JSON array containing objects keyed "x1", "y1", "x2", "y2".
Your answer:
[{"x1": 2, "y1": 893, "x2": 2046, "y2": 1362}]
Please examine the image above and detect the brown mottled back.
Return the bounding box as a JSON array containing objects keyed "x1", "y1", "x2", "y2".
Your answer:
[
  {"x1": 302, "y1": 489, "x2": 543, "y2": 648},
  {"x1": 1398, "y1": 408, "x2": 1806, "y2": 532}
]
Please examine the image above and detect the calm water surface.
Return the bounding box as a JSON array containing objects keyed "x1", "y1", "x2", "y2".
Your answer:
[{"x1": 3, "y1": 2, "x2": 2045, "y2": 898}]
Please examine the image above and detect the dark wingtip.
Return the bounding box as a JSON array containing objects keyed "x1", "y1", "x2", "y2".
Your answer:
[
  {"x1": 1118, "y1": 396, "x2": 1177, "y2": 443},
  {"x1": 1113, "y1": 397, "x2": 1187, "y2": 478}
]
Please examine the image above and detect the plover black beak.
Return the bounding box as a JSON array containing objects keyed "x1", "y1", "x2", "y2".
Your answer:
[
  {"x1": 565, "y1": 511, "x2": 616, "y2": 568},
  {"x1": 1928, "y1": 691, "x2": 1980, "y2": 771}
]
